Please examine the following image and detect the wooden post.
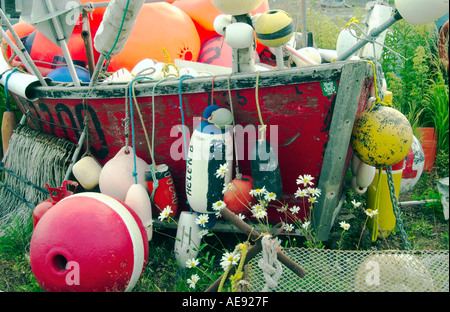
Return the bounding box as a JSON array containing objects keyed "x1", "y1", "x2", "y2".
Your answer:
[{"x1": 313, "y1": 61, "x2": 369, "y2": 241}]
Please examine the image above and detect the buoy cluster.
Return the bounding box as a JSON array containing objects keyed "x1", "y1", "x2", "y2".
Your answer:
[
  {"x1": 4, "y1": 0, "x2": 441, "y2": 292},
  {"x1": 1, "y1": 0, "x2": 332, "y2": 83}
]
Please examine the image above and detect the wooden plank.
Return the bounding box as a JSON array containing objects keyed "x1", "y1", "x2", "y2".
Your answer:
[
  {"x1": 32, "y1": 61, "x2": 349, "y2": 99},
  {"x1": 312, "y1": 61, "x2": 369, "y2": 241}
]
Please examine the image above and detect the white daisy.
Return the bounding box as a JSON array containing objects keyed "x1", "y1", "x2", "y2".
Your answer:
[
  {"x1": 284, "y1": 223, "x2": 295, "y2": 232},
  {"x1": 296, "y1": 174, "x2": 315, "y2": 187},
  {"x1": 215, "y1": 163, "x2": 229, "y2": 179},
  {"x1": 185, "y1": 258, "x2": 199, "y2": 269},
  {"x1": 187, "y1": 274, "x2": 200, "y2": 289},
  {"x1": 158, "y1": 206, "x2": 173, "y2": 221},
  {"x1": 264, "y1": 191, "x2": 277, "y2": 202},
  {"x1": 195, "y1": 214, "x2": 209, "y2": 227},
  {"x1": 289, "y1": 205, "x2": 301, "y2": 215}
]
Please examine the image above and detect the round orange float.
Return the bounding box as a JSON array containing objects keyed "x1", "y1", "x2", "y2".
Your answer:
[
  {"x1": 24, "y1": 26, "x2": 91, "y2": 77},
  {"x1": 2, "y1": 21, "x2": 36, "y2": 62},
  {"x1": 105, "y1": 2, "x2": 201, "y2": 72}
]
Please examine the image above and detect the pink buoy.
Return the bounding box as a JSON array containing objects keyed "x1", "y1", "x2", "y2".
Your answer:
[{"x1": 30, "y1": 192, "x2": 149, "y2": 292}]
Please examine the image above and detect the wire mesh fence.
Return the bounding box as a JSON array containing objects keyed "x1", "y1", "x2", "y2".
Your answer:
[{"x1": 245, "y1": 247, "x2": 449, "y2": 292}]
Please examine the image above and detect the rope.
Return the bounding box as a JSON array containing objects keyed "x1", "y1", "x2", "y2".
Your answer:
[
  {"x1": 178, "y1": 75, "x2": 194, "y2": 212},
  {"x1": 230, "y1": 243, "x2": 249, "y2": 292},
  {"x1": 255, "y1": 71, "x2": 267, "y2": 140},
  {"x1": 147, "y1": 77, "x2": 176, "y2": 200},
  {"x1": 258, "y1": 235, "x2": 283, "y2": 292},
  {"x1": 104, "y1": 0, "x2": 130, "y2": 61},
  {"x1": 127, "y1": 81, "x2": 138, "y2": 185},
  {"x1": 2, "y1": 68, "x2": 18, "y2": 111},
  {"x1": 227, "y1": 73, "x2": 241, "y2": 179},
  {"x1": 371, "y1": 167, "x2": 383, "y2": 242}
]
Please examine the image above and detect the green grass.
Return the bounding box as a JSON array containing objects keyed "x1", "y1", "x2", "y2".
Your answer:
[{"x1": 0, "y1": 166, "x2": 447, "y2": 292}]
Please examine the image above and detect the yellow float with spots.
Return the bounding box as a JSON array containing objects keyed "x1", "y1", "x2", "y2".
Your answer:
[{"x1": 351, "y1": 105, "x2": 413, "y2": 168}]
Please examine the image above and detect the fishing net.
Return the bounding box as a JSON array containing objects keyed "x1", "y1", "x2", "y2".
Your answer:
[
  {"x1": 0, "y1": 124, "x2": 76, "y2": 235},
  {"x1": 245, "y1": 247, "x2": 449, "y2": 292}
]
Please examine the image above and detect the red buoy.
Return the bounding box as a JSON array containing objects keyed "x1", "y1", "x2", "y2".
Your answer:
[
  {"x1": 30, "y1": 192, "x2": 149, "y2": 292},
  {"x1": 223, "y1": 175, "x2": 255, "y2": 215}
]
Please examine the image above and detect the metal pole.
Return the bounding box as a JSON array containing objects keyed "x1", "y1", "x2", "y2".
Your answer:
[
  {"x1": 43, "y1": 0, "x2": 81, "y2": 87},
  {"x1": 301, "y1": 0, "x2": 307, "y2": 47},
  {"x1": 335, "y1": 10, "x2": 403, "y2": 62},
  {"x1": 0, "y1": 8, "x2": 48, "y2": 86}
]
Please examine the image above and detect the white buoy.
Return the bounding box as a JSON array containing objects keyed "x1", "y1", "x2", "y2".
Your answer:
[
  {"x1": 72, "y1": 156, "x2": 102, "y2": 190},
  {"x1": 125, "y1": 184, "x2": 153, "y2": 241},
  {"x1": 336, "y1": 28, "x2": 358, "y2": 58},
  {"x1": 356, "y1": 162, "x2": 376, "y2": 189},
  {"x1": 186, "y1": 106, "x2": 233, "y2": 214},
  {"x1": 395, "y1": 0, "x2": 449, "y2": 25},
  {"x1": 174, "y1": 211, "x2": 202, "y2": 267},
  {"x1": 102, "y1": 68, "x2": 133, "y2": 84},
  {"x1": 351, "y1": 176, "x2": 367, "y2": 195},
  {"x1": 131, "y1": 58, "x2": 157, "y2": 77},
  {"x1": 214, "y1": 14, "x2": 232, "y2": 36},
  {"x1": 351, "y1": 153, "x2": 362, "y2": 176},
  {"x1": 291, "y1": 47, "x2": 322, "y2": 67},
  {"x1": 225, "y1": 22, "x2": 255, "y2": 49},
  {"x1": 210, "y1": 0, "x2": 265, "y2": 15},
  {"x1": 99, "y1": 146, "x2": 149, "y2": 201}
]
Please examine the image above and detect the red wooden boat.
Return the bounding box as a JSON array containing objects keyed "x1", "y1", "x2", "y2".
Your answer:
[{"x1": 2, "y1": 56, "x2": 374, "y2": 240}]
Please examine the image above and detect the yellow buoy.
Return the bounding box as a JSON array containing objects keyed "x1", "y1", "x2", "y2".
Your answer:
[
  {"x1": 366, "y1": 160, "x2": 404, "y2": 241},
  {"x1": 254, "y1": 10, "x2": 294, "y2": 48},
  {"x1": 351, "y1": 105, "x2": 413, "y2": 167}
]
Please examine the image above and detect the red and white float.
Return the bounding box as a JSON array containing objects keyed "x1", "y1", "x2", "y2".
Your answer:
[{"x1": 30, "y1": 192, "x2": 149, "y2": 292}]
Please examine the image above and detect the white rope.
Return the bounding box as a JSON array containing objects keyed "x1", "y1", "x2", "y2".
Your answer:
[{"x1": 258, "y1": 235, "x2": 283, "y2": 292}]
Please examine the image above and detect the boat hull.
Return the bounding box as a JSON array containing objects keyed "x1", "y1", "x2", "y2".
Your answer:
[{"x1": 9, "y1": 61, "x2": 373, "y2": 239}]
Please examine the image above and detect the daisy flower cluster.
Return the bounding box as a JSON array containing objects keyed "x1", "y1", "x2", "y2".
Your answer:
[
  {"x1": 294, "y1": 174, "x2": 321, "y2": 204},
  {"x1": 248, "y1": 186, "x2": 277, "y2": 221}
]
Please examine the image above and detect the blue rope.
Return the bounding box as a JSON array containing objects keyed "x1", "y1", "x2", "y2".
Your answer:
[
  {"x1": 178, "y1": 75, "x2": 195, "y2": 213},
  {"x1": 127, "y1": 78, "x2": 151, "y2": 184},
  {"x1": 3, "y1": 68, "x2": 18, "y2": 111},
  {"x1": 104, "y1": 0, "x2": 130, "y2": 60}
]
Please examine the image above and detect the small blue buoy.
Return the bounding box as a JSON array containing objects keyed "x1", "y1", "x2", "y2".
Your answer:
[{"x1": 47, "y1": 66, "x2": 90, "y2": 83}]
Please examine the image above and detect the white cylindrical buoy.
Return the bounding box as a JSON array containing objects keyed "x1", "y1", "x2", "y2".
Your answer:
[
  {"x1": 356, "y1": 162, "x2": 376, "y2": 189},
  {"x1": 174, "y1": 211, "x2": 202, "y2": 267},
  {"x1": 99, "y1": 146, "x2": 149, "y2": 201},
  {"x1": 186, "y1": 106, "x2": 233, "y2": 214},
  {"x1": 72, "y1": 156, "x2": 103, "y2": 190},
  {"x1": 94, "y1": 0, "x2": 146, "y2": 56},
  {"x1": 125, "y1": 184, "x2": 153, "y2": 241}
]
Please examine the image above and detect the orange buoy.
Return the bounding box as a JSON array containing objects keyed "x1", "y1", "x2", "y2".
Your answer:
[
  {"x1": 2, "y1": 21, "x2": 36, "y2": 61},
  {"x1": 106, "y1": 2, "x2": 201, "y2": 72},
  {"x1": 22, "y1": 27, "x2": 92, "y2": 77}
]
